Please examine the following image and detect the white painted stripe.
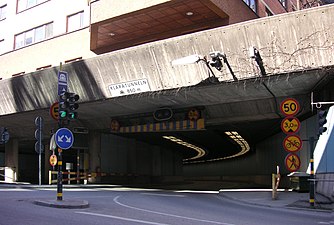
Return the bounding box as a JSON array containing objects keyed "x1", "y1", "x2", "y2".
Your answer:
[
  {"x1": 113, "y1": 196, "x2": 234, "y2": 225},
  {"x1": 76, "y1": 211, "x2": 169, "y2": 225},
  {"x1": 0, "y1": 189, "x2": 34, "y2": 191},
  {"x1": 141, "y1": 193, "x2": 185, "y2": 197}
]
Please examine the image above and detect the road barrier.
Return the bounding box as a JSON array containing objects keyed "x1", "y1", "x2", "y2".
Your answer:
[{"x1": 48, "y1": 170, "x2": 142, "y2": 184}]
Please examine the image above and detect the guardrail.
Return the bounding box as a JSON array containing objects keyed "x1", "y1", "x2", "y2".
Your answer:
[
  {"x1": 48, "y1": 170, "x2": 141, "y2": 184},
  {"x1": 48, "y1": 171, "x2": 108, "y2": 185}
]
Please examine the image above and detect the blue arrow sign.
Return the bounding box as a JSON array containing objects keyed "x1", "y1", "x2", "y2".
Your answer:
[{"x1": 55, "y1": 128, "x2": 74, "y2": 150}]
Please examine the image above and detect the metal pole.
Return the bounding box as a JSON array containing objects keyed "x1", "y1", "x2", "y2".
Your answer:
[
  {"x1": 57, "y1": 147, "x2": 63, "y2": 201},
  {"x1": 38, "y1": 152, "x2": 41, "y2": 185},
  {"x1": 77, "y1": 149, "x2": 80, "y2": 184},
  {"x1": 309, "y1": 137, "x2": 315, "y2": 207}
]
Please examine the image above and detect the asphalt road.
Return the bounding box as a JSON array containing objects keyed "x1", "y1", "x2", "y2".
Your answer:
[{"x1": 0, "y1": 186, "x2": 332, "y2": 225}]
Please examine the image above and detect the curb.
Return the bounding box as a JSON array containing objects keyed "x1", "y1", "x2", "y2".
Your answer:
[
  {"x1": 219, "y1": 191, "x2": 332, "y2": 212},
  {"x1": 33, "y1": 199, "x2": 89, "y2": 209}
]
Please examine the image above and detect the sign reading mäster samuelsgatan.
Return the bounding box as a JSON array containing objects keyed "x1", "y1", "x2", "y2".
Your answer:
[{"x1": 108, "y1": 78, "x2": 151, "y2": 97}]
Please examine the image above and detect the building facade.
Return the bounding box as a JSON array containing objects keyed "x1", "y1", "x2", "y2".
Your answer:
[{"x1": 0, "y1": 0, "x2": 331, "y2": 79}]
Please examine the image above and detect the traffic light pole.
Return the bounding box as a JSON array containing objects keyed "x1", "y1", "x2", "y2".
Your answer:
[
  {"x1": 57, "y1": 147, "x2": 63, "y2": 201},
  {"x1": 309, "y1": 137, "x2": 315, "y2": 208}
]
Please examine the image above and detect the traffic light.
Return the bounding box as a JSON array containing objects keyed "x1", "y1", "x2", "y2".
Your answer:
[
  {"x1": 34, "y1": 116, "x2": 44, "y2": 153},
  {"x1": 68, "y1": 93, "x2": 79, "y2": 120},
  {"x1": 58, "y1": 92, "x2": 79, "y2": 120},
  {"x1": 59, "y1": 92, "x2": 70, "y2": 120},
  {"x1": 317, "y1": 109, "x2": 328, "y2": 136}
]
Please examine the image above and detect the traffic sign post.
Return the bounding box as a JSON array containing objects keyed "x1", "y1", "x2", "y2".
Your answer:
[
  {"x1": 35, "y1": 116, "x2": 44, "y2": 186},
  {"x1": 55, "y1": 127, "x2": 74, "y2": 201}
]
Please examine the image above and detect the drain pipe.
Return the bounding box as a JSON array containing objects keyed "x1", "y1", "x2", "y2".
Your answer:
[{"x1": 261, "y1": 80, "x2": 282, "y2": 118}]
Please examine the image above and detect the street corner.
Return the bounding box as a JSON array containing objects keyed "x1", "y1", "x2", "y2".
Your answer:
[{"x1": 33, "y1": 199, "x2": 89, "y2": 209}]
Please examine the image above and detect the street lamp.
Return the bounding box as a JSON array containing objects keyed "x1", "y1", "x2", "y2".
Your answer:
[{"x1": 249, "y1": 46, "x2": 266, "y2": 76}]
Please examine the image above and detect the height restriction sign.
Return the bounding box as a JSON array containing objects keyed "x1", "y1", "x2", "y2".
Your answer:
[
  {"x1": 280, "y1": 98, "x2": 300, "y2": 116},
  {"x1": 281, "y1": 117, "x2": 301, "y2": 134}
]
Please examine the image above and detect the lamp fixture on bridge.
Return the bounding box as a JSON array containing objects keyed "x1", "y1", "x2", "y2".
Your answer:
[
  {"x1": 209, "y1": 51, "x2": 238, "y2": 81},
  {"x1": 171, "y1": 51, "x2": 238, "y2": 82},
  {"x1": 249, "y1": 46, "x2": 266, "y2": 76}
]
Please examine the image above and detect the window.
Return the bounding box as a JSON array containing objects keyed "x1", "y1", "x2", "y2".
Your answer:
[
  {"x1": 265, "y1": 7, "x2": 274, "y2": 16},
  {"x1": 67, "y1": 11, "x2": 84, "y2": 33},
  {"x1": 14, "y1": 23, "x2": 53, "y2": 49},
  {"x1": 279, "y1": 0, "x2": 287, "y2": 8},
  {"x1": 17, "y1": 0, "x2": 48, "y2": 13},
  {"x1": 0, "y1": 4, "x2": 6, "y2": 20},
  {"x1": 243, "y1": 0, "x2": 256, "y2": 13}
]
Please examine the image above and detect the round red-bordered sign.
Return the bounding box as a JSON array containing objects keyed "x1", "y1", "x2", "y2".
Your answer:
[
  {"x1": 281, "y1": 117, "x2": 301, "y2": 134},
  {"x1": 283, "y1": 135, "x2": 302, "y2": 153},
  {"x1": 285, "y1": 153, "x2": 301, "y2": 172},
  {"x1": 280, "y1": 98, "x2": 300, "y2": 116},
  {"x1": 50, "y1": 102, "x2": 59, "y2": 121}
]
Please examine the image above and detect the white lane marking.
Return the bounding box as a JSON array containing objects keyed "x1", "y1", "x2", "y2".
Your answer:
[
  {"x1": 113, "y1": 196, "x2": 234, "y2": 225},
  {"x1": 141, "y1": 193, "x2": 185, "y2": 197},
  {"x1": 0, "y1": 189, "x2": 34, "y2": 191},
  {"x1": 76, "y1": 211, "x2": 170, "y2": 225}
]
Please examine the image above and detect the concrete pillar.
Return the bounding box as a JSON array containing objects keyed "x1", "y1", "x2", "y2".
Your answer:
[
  {"x1": 88, "y1": 130, "x2": 101, "y2": 183},
  {"x1": 5, "y1": 138, "x2": 19, "y2": 182}
]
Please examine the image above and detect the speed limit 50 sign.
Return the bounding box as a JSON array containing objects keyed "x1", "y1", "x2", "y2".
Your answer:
[{"x1": 280, "y1": 98, "x2": 300, "y2": 116}]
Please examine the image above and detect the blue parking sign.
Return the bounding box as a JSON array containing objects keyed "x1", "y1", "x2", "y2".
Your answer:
[{"x1": 58, "y1": 71, "x2": 68, "y2": 95}]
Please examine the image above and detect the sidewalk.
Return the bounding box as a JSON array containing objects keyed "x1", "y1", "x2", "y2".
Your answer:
[{"x1": 219, "y1": 188, "x2": 334, "y2": 211}]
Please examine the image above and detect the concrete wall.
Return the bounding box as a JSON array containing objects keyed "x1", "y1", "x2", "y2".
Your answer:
[{"x1": 100, "y1": 133, "x2": 183, "y2": 184}]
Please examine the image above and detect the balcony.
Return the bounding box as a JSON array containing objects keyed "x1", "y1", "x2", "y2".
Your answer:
[{"x1": 90, "y1": 0, "x2": 231, "y2": 54}]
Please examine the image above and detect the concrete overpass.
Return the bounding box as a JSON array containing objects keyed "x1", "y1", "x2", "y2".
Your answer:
[{"x1": 0, "y1": 5, "x2": 334, "y2": 186}]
